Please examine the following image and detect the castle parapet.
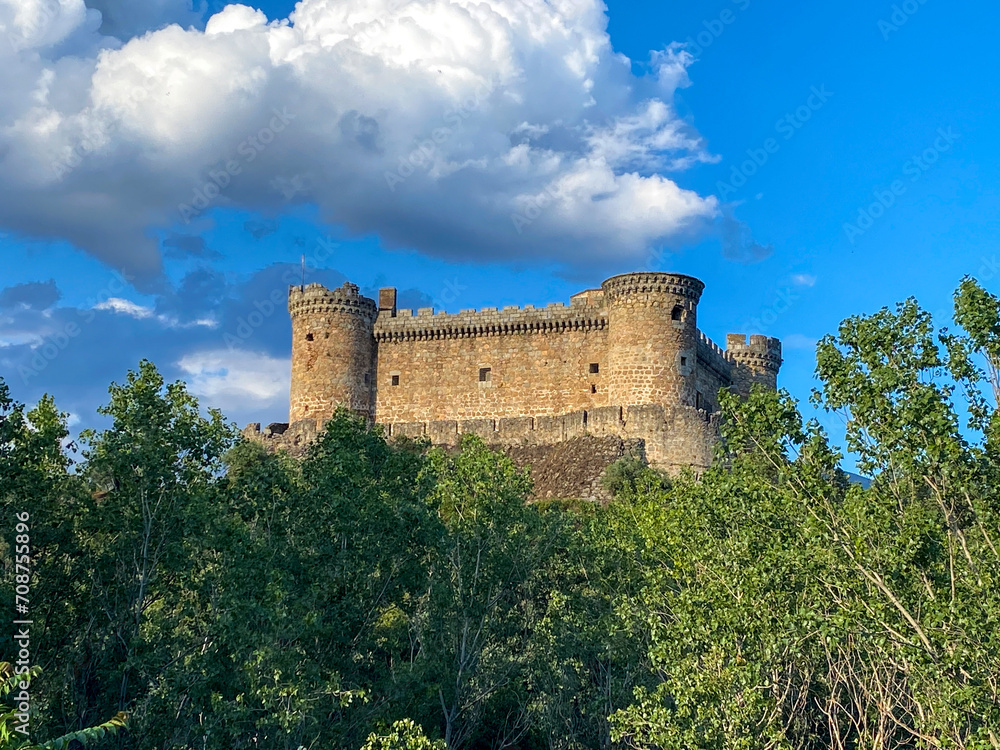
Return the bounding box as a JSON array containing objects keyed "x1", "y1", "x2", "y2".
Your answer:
[
  {"x1": 698, "y1": 331, "x2": 732, "y2": 380},
  {"x1": 289, "y1": 282, "x2": 378, "y2": 323},
  {"x1": 374, "y1": 301, "x2": 608, "y2": 342},
  {"x1": 380, "y1": 402, "x2": 718, "y2": 471},
  {"x1": 601, "y1": 272, "x2": 705, "y2": 304}
]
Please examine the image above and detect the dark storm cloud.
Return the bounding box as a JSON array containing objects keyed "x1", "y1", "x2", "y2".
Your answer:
[
  {"x1": 163, "y1": 233, "x2": 222, "y2": 259},
  {"x1": 0, "y1": 280, "x2": 61, "y2": 310},
  {"x1": 84, "y1": 0, "x2": 204, "y2": 40}
]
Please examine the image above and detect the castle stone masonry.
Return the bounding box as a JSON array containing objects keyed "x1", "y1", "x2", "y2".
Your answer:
[{"x1": 258, "y1": 272, "x2": 781, "y2": 472}]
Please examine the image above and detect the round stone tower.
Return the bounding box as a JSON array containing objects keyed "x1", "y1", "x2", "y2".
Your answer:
[
  {"x1": 725, "y1": 334, "x2": 783, "y2": 396},
  {"x1": 602, "y1": 272, "x2": 705, "y2": 409},
  {"x1": 288, "y1": 282, "x2": 378, "y2": 423}
]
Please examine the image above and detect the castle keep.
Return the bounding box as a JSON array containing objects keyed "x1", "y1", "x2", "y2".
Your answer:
[{"x1": 249, "y1": 272, "x2": 782, "y2": 474}]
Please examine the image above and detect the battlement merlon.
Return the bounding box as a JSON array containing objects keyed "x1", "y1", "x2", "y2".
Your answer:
[
  {"x1": 601, "y1": 272, "x2": 705, "y2": 304},
  {"x1": 373, "y1": 301, "x2": 608, "y2": 341},
  {"x1": 725, "y1": 333, "x2": 783, "y2": 369},
  {"x1": 288, "y1": 281, "x2": 379, "y2": 323}
]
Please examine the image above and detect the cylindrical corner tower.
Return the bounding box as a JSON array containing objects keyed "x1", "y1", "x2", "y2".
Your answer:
[
  {"x1": 602, "y1": 272, "x2": 705, "y2": 409},
  {"x1": 288, "y1": 282, "x2": 378, "y2": 423},
  {"x1": 725, "y1": 334, "x2": 782, "y2": 397}
]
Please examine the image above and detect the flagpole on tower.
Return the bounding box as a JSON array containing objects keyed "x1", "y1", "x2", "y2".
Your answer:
[{"x1": 300, "y1": 254, "x2": 305, "y2": 290}]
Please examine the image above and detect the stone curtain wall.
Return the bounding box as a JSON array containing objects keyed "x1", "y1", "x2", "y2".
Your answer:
[
  {"x1": 247, "y1": 402, "x2": 719, "y2": 473},
  {"x1": 373, "y1": 300, "x2": 610, "y2": 423},
  {"x1": 384, "y1": 402, "x2": 719, "y2": 471},
  {"x1": 696, "y1": 333, "x2": 733, "y2": 414}
]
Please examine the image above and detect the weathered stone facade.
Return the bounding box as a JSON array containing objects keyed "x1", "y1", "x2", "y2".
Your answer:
[{"x1": 249, "y1": 272, "x2": 782, "y2": 473}]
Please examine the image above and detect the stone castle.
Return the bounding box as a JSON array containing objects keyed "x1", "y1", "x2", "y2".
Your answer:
[{"x1": 244, "y1": 272, "x2": 782, "y2": 477}]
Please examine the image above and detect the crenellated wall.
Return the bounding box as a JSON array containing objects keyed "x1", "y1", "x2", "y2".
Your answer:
[
  {"x1": 384, "y1": 403, "x2": 718, "y2": 470},
  {"x1": 246, "y1": 401, "x2": 719, "y2": 472}
]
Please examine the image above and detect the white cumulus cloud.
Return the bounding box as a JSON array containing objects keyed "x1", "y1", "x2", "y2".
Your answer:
[
  {"x1": 177, "y1": 348, "x2": 290, "y2": 412},
  {"x1": 0, "y1": 0, "x2": 720, "y2": 282},
  {"x1": 94, "y1": 297, "x2": 154, "y2": 318},
  {"x1": 95, "y1": 296, "x2": 216, "y2": 327}
]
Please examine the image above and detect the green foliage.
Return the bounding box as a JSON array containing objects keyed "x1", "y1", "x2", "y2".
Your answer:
[
  {"x1": 600, "y1": 455, "x2": 669, "y2": 497},
  {"x1": 0, "y1": 663, "x2": 126, "y2": 750},
  {"x1": 612, "y1": 277, "x2": 1000, "y2": 750},
  {"x1": 361, "y1": 719, "x2": 446, "y2": 750},
  {"x1": 3, "y1": 278, "x2": 999, "y2": 750},
  {"x1": 414, "y1": 437, "x2": 539, "y2": 748}
]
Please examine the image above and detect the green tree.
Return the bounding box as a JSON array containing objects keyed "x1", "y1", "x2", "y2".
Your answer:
[
  {"x1": 0, "y1": 383, "x2": 93, "y2": 737},
  {"x1": 195, "y1": 412, "x2": 440, "y2": 750},
  {"x1": 360, "y1": 719, "x2": 446, "y2": 750},
  {"x1": 414, "y1": 437, "x2": 543, "y2": 749},
  {"x1": 524, "y1": 495, "x2": 655, "y2": 750},
  {"x1": 611, "y1": 278, "x2": 1000, "y2": 749},
  {"x1": 67, "y1": 361, "x2": 235, "y2": 746},
  {"x1": 0, "y1": 663, "x2": 126, "y2": 750}
]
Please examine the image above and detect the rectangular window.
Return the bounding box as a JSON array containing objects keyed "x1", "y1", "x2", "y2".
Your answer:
[
  {"x1": 479, "y1": 367, "x2": 492, "y2": 383},
  {"x1": 680, "y1": 356, "x2": 688, "y2": 367},
  {"x1": 589, "y1": 363, "x2": 600, "y2": 374},
  {"x1": 591, "y1": 384, "x2": 597, "y2": 394},
  {"x1": 391, "y1": 375, "x2": 400, "y2": 387}
]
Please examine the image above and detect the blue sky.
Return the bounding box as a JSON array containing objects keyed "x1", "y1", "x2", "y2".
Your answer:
[{"x1": 1, "y1": 0, "x2": 998, "y2": 467}]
